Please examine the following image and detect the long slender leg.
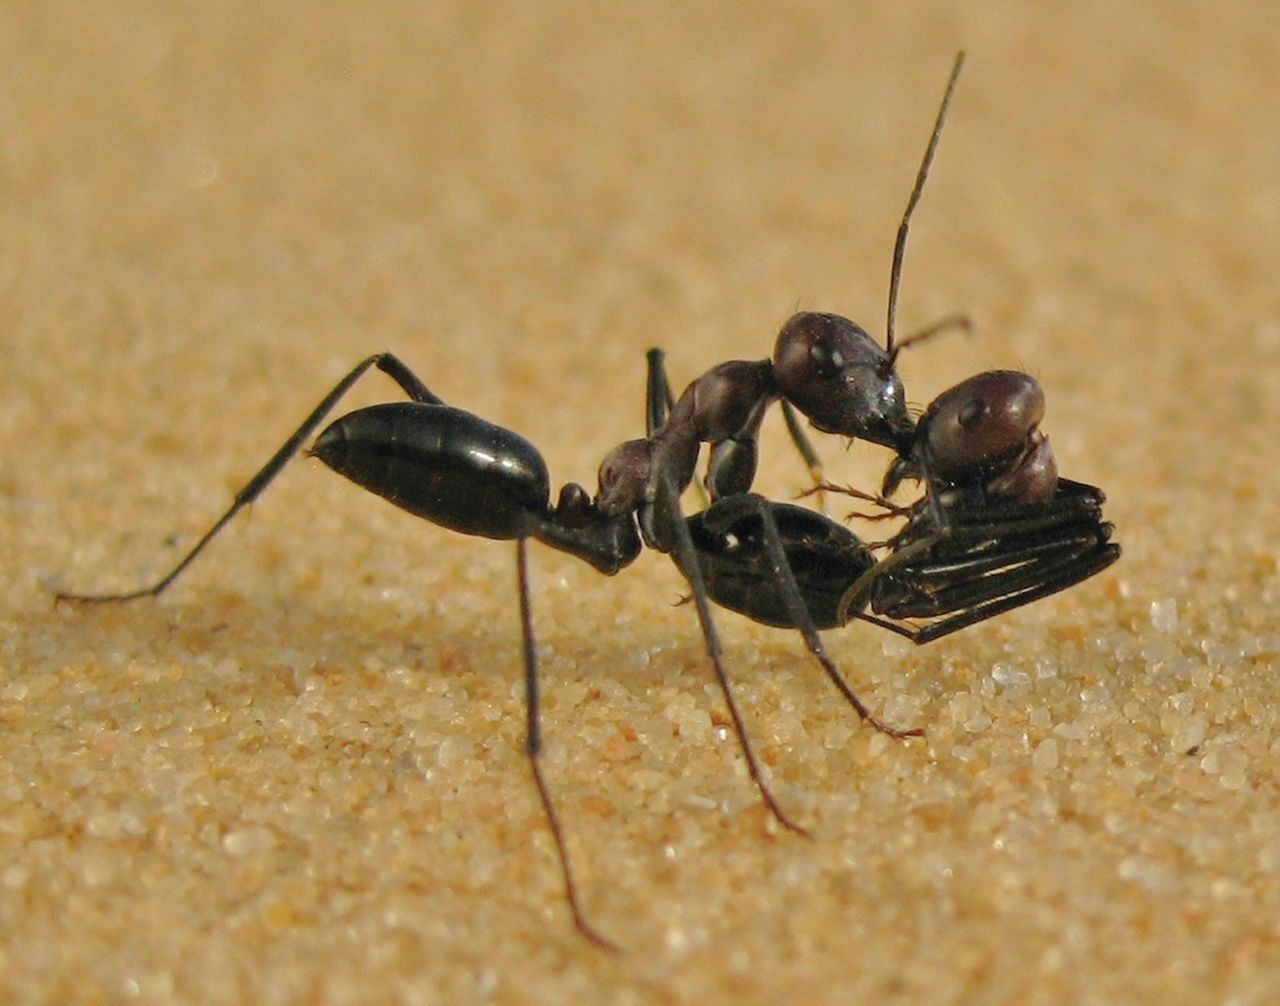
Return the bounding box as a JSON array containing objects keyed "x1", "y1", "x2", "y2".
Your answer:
[
  {"x1": 56, "y1": 353, "x2": 440, "y2": 604},
  {"x1": 842, "y1": 485, "x2": 1118, "y2": 642},
  {"x1": 733, "y1": 495, "x2": 923, "y2": 739},
  {"x1": 644, "y1": 349, "x2": 710, "y2": 509},
  {"x1": 645, "y1": 348, "x2": 675, "y2": 436},
  {"x1": 515, "y1": 540, "x2": 618, "y2": 952},
  {"x1": 836, "y1": 531, "x2": 949, "y2": 626},
  {"x1": 904, "y1": 544, "x2": 1120, "y2": 643},
  {"x1": 653, "y1": 474, "x2": 808, "y2": 836},
  {"x1": 875, "y1": 534, "x2": 1120, "y2": 644},
  {"x1": 780, "y1": 400, "x2": 828, "y2": 512}
]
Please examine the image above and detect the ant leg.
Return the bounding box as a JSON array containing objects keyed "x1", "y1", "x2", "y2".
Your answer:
[
  {"x1": 780, "y1": 400, "x2": 828, "y2": 512},
  {"x1": 835, "y1": 531, "x2": 949, "y2": 627},
  {"x1": 56, "y1": 353, "x2": 441, "y2": 604},
  {"x1": 644, "y1": 349, "x2": 710, "y2": 508},
  {"x1": 903, "y1": 543, "x2": 1120, "y2": 643},
  {"x1": 730, "y1": 495, "x2": 923, "y2": 739},
  {"x1": 850, "y1": 541, "x2": 1119, "y2": 645},
  {"x1": 653, "y1": 474, "x2": 809, "y2": 836},
  {"x1": 797, "y1": 481, "x2": 909, "y2": 524},
  {"x1": 871, "y1": 520, "x2": 1120, "y2": 643},
  {"x1": 515, "y1": 540, "x2": 619, "y2": 952},
  {"x1": 373, "y1": 354, "x2": 445, "y2": 406},
  {"x1": 645, "y1": 348, "x2": 677, "y2": 436}
]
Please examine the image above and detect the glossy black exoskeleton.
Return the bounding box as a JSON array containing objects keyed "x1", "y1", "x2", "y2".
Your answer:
[{"x1": 692, "y1": 481, "x2": 1117, "y2": 647}]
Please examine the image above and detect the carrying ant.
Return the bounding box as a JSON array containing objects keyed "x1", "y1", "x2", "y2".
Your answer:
[
  {"x1": 54, "y1": 52, "x2": 1119, "y2": 949},
  {"x1": 595, "y1": 53, "x2": 972, "y2": 531}
]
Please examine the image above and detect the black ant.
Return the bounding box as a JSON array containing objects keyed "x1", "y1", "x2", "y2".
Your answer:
[
  {"x1": 52, "y1": 350, "x2": 1119, "y2": 952},
  {"x1": 52, "y1": 52, "x2": 1120, "y2": 949},
  {"x1": 55, "y1": 352, "x2": 643, "y2": 951}
]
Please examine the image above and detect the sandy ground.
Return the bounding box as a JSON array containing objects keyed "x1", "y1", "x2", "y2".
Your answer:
[{"x1": 3, "y1": 3, "x2": 1279, "y2": 1003}]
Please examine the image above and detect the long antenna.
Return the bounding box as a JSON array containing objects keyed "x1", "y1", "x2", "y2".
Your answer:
[{"x1": 885, "y1": 50, "x2": 965, "y2": 361}]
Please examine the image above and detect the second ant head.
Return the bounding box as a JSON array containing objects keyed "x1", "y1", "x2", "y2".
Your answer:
[
  {"x1": 772, "y1": 311, "x2": 914, "y2": 452},
  {"x1": 883, "y1": 369, "x2": 1058, "y2": 505}
]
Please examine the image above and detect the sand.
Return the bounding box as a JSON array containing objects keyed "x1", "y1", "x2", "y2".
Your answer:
[{"x1": 3, "y1": 3, "x2": 1278, "y2": 1003}]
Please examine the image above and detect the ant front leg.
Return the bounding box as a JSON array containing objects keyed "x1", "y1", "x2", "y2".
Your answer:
[
  {"x1": 55, "y1": 353, "x2": 442, "y2": 604},
  {"x1": 649, "y1": 473, "x2": 809, "y2": 836}
]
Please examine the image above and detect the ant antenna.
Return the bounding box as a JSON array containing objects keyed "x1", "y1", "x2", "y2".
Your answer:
[{"x1": 885, "y1": 50, "x2": 966, "y2": 365}]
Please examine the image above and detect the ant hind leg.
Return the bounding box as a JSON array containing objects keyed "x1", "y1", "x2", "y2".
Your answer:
[{"x1": 55, "y1": 353, "x2": 444, "y2": 604}]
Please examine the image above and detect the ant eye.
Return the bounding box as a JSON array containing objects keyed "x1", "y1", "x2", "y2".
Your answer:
[
  {"x1": 957, "y1": 399, "x2": 987, "y2": 429},
  {"x1": 810, "y1": 343, "x2": 844, "y2": 375}
]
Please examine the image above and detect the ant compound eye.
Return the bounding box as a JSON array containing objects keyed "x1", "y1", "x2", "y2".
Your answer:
[
  {"x1": 957, "y1": 398, "x2": 987, "y2": 429},
  {"x1": 810, "y1": 342, "x2": 844, "y2": 375}
]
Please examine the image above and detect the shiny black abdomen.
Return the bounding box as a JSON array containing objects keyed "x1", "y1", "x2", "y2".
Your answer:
[
  {"x1": 312, "y1": 402, "x2": 551, "y2": 540},
  {"x1": 682, "y1": 501, "x2": 875, "y2": 630}
]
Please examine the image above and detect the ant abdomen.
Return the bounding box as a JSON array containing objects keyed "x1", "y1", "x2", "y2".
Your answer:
[{"x1": 313, "y1": 402, "x2": 552, "y2": 541}]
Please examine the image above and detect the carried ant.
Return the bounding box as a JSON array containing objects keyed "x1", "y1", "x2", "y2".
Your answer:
[{"x1": 54, "y1": 52, "x2": 1119, "y2": 949}]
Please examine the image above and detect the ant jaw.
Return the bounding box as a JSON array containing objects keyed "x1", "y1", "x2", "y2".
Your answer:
[
  {"x1": 880, "y1": 456, "x2": 919, "y2": 499},
  {"x1": 850, "y1": 411, "x2": 917, "y2": 454}
]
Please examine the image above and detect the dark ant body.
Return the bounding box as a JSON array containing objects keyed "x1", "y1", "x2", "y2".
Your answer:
[
  {"x1": 662, "y1": 362, "x2": 1118, "y2": 649},
  {"x1": 53, "y1": 350, "x2": 1119, "y2": 951},
  {"x1": 53, "y1": 52, "x2": 1121, "y2": 949}
]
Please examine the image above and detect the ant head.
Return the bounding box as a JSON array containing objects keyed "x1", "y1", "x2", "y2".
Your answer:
[
  {"x1": 915, "y1": 370, "x2": 1058, "y2": 502},
  {"x1": 772, "y1": 312, "x2": 914, "y2": 451},
  {"x1": 595, "y1": 438, "x2": 652, "y2": 516}
]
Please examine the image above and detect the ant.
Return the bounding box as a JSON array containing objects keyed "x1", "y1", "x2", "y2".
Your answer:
[
  {"x1": 594, "y1": 51, "x2": 971, "y2": 532},
  {"x1": 52, "y1": 349, "x2": 1119, "y2": 952},
  {"x1": 55, "y1": 353, "x2": 642, "y2": 951},
  {"x1": 52, "y1": 52, "x2": 1120, "y2": 950}
]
